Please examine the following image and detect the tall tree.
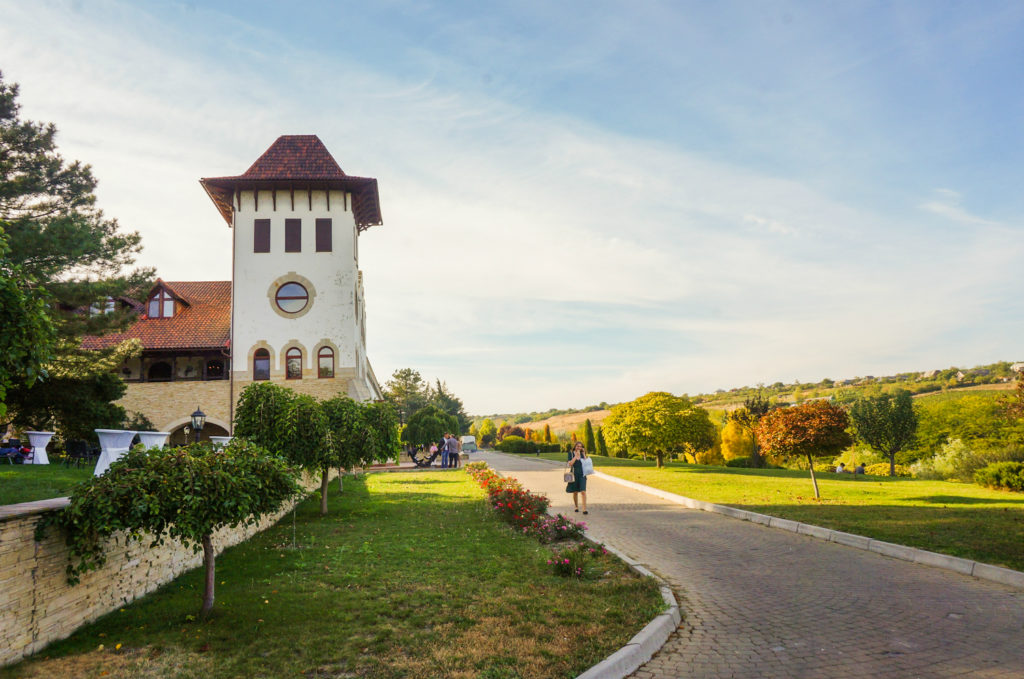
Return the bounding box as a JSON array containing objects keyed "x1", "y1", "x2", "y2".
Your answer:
[
  {"x1": 583, "y1": 418, "x2": 597, "y2": 453},
  {"x1": 849, "y1": 390, "x2": 918, "y2": 477},
  {"x1": 0, "y1": 229, "x2": 54, "y2": 419},
  {"x1": 402, "y1": 404, "x2": 458, "y2": 448},
  {"x1": 429, "y1": 379, "x2": 469, "y2": 433},
  {"x1": 543, "y1": 423, "x2": 553, "y2": 443},
  {"x1": 595, "y1": 426, "x2": 609, "y2": 457},
  {"x1": 756, "y1": 400, "x2": 852, "y2": 498},
  {"x1": 382, "y1": 368, "x2": 429, "y2": 424},
  {"x1": 603, "y1": 392, "x2": 717, "y2": 468},
  {"x1": 1, "y1": 72, "x2": 151, "y2": 428}
]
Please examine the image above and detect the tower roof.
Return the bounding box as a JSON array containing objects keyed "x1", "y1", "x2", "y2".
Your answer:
[{"x1": 200, "y1": 135, "x2": 382, "y2": 230}]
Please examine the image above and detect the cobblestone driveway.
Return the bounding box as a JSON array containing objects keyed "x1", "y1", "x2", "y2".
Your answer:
[{"x1": 477, "y1": 452, "x2": 1024, "y2": 679}]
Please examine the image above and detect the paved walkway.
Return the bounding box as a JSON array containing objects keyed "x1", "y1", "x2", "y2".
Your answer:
[{"x1": 476, "y1": 452, "x2": 1024, "y2": 679}]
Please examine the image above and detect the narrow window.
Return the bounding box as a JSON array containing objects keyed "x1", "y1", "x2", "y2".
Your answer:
[
  {"x1": 285, "y1": 218, "x2": 301, "y2": 252},
  {"x1": 318, "y1": 347, "x2": 334, "y2": 378},
  {"x1": 253, "y1": 349, "x2": 270, "y2": 381},
  {"x1": 254, "y1": 219, "x2": 270, "y2": 253},
  {"x1": 316, "y1": 218, "x2": 332, "y2": 252},
  {"x1": 286, "y1": 347, "x2": 302, "y2": 380}
]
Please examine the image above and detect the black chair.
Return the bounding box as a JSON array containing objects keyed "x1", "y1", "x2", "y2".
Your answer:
[{"x1": 64, "y1": 439, "x2": 91, "y2": 468}]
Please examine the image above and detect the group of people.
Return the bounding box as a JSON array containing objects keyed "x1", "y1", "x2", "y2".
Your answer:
[
  {"x1": 835, "y1": 462, "x2": 866, "y2": 474},
  {"x1": 432, "y1": 432, "x2": 461, "y2": 469}
]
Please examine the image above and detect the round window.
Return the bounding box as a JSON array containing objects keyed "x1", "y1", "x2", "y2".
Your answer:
[{"x1": 275, "y1": 282, "x2": 309, "y2": 314}]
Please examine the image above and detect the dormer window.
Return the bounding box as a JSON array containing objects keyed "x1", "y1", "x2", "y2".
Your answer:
[{"x1": 148, "y1": 288, "x2": 175, "y2": 318}]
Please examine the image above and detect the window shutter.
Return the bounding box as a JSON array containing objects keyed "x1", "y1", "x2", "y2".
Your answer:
[
  {"x1": 285, "y1": 219, "x2": 301, "y2": 252},
  {"x1": 315, "y1": 218, "x2": 332, "y2": 252},
  {"x1": 254, "y1": 219, "x2": 270, "y2": 253}
]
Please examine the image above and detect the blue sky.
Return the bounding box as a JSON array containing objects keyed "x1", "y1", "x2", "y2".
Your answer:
[{"x1": 2, "y1": 0, "x2": 1023, "y2": 414}]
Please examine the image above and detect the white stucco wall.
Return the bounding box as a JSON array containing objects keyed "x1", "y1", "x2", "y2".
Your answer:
[{"x1": 231, "y1": 189, "x2": 367, "y2": 385}]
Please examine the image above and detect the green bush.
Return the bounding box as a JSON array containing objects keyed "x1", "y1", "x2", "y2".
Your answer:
[
  {"x1": 974, "y1": 461, "x2": 1024, "y2": 492},
  {"x1": 911, "y1": 439, "x2": 1024, "y2": 481},
  {"x1": 725, "y1": 457, "x2": 753, "y2": 468},
  {"x1": 495, "y1": 436, "x2": 560, "y2": 454}
]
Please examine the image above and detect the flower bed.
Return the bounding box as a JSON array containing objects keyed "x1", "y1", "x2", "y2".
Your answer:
[{"x1": 466, "y1": 462, "x2": 597, "y2": 575}]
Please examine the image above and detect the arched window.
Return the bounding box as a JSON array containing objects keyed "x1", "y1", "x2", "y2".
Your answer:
[
  {"x1": 253, "y1": 349, "x2": 270, "y2": 381},
  {"x1": 147, "y1": 361, "x2": 172, "y2": 381},
  {"x1": 275, "y1": 282, "x2": 308, "y2": 314},
  {"x1": 147, "y1": 288, "x2": 175, "y2": 318},
  {"x1": 318, "y1": 347, "x2": 334, "y2": 378},
  {"x1": 286, "y1": 347, "x2": 302, "y2": 380}
]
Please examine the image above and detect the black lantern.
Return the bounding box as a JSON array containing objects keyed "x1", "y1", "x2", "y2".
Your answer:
[{"x1": 190, "y1": 406, "x2": 206, "y2": 443}]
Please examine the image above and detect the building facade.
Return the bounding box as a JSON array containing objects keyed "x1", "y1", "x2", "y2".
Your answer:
[{"x1": 86, "y1": 136, "x2": 383, "y2": 443}]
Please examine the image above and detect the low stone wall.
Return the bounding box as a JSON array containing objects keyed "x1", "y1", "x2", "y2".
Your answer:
[{"x1": 0, "y1": 469, "x2": 332, "y2": 667}]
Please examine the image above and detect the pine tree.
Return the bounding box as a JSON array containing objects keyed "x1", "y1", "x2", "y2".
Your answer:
[
  {"x1": 584, "y1": 418, "x2": 597, "y2": 452},
  {"x1": 595, "y1": 427, "x2": 609, "y2": 457}
]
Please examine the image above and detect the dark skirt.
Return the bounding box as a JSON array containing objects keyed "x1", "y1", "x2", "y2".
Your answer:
[{"x1": 566, "y1": 458, "x2": 586, "y2": 493}]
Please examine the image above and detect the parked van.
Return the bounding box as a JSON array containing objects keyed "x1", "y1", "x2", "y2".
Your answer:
[{"x1": 460, "y1": 435, "x2": 478, "y2": 452}]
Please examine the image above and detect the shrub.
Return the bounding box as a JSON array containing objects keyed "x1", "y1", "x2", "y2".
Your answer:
[
  {"x1": 530, "y1": 514, "x2": 586, "y2": 543},
  {"x1": 911, "y1": 439, "x2": 1024, "y2": 481},
  {"x1": 974, "y1": 461, "x2": 1024, "y2": 492},
  {"x1": 725, "y1": 456, "x2": 753, "y2": 468},
  {"x1": 863, "y1": 463, "x2": 912, "y2": 477},
  {"x1": 495, "y1": 436, "x2": 559, "y2": 454},
  {"x1": 547, "y1": 542, "x2": 609, "y2": 579}
]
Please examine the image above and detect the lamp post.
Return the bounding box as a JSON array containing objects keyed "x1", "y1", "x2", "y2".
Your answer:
[{"x1": 191, "y1": 407, "x2": 206, "y2": 444}]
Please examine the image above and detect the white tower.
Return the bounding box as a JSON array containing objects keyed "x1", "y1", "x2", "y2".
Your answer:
[{"x1": 201, "y1": 135, "x2": 382, "y2": 405}]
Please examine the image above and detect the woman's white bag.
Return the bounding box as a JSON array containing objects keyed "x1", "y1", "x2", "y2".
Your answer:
[{"x1": 581, "y1": 457, "x2": 595, "y2": 476}]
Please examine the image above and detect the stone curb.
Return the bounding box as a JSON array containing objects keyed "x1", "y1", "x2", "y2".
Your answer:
[
  {"x1": 589, "y1": 469, "x2": 1024, "y2": 591},
  {"x1": 484, "y1": 457, "x2": 681, "y2": 679},
  {"x1": 482, "y1": 453, "x2": 1024, "y2": 591}
]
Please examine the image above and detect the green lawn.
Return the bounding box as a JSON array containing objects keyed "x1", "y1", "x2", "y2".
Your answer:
[
  {"x1": 537, "y1": 453, "x2": 1024, "y2": 571},
  {"x1": 0, "y1": 465, "x2": 94, "y2": 505},
  {"x1": 2, "y1": 471, "x2": 662, "y2": 679}
]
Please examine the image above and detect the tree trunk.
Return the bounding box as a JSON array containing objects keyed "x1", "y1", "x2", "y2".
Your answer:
[
  {"x1": 655, "y1": 451, "x2": 664, "y2": 468},
  {"x1": 201, "y1": 534, "x2": 215, "y2": 617},
  {"x1": 889, "y1": 453, "x2": 896, "y2": 477},
  {"x1": 320, "y1": 468, "x2": 330, "y2": 515},
  {"x1": 807, "y1": 453, "x2": 821, "y2": 499},
  {"x1": 338, "y1": 467, "x2": 344, "y2": 492},
  {"x1": 751, "y1": 443, "x2": 763, "y2": 468}
]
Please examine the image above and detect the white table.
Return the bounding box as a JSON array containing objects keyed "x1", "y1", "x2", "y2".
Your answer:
[
  {"x1": 93, "y1": 429, "x2": 138, "y2": 476},
  {"x1": 24, "y1": 431, "x2": 54, "y2": 465},
  {"x1": 136, "y1": 431, "x2": 171, "y2": 449},
  {"x1": 209, "y1": 436, "x2": 233, "y2": 448}
]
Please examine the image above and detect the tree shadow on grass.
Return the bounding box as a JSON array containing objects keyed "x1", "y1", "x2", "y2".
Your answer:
[{"x1": 908, "y1": 495, "x2": 1024, "y2": 505}]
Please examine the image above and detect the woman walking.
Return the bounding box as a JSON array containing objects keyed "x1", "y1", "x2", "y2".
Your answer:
[{"x1": 566, "y1": 441, "x2": 589, "y2": 514}]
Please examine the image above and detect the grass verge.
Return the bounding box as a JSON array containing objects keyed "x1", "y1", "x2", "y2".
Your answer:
[
  {"x1": 0, "y1": 465, "x2": 94, "y2": 505},
  {"x1": 542, "y1": 454, "x2": 1024, "y2": 571},
  {"x1": 1, "y1": 470, "x2": 662, "y2": 679}
]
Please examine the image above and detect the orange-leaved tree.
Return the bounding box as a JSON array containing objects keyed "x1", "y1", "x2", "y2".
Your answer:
[{"x1": 755, "y1": 400, "x2": 852, "y2": 498}]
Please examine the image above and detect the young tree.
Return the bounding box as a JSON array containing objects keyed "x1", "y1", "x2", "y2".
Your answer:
[
  {"x1": 583, "y1": 418, "x2": 597, "y2": 453},
  {"x1": 234, "y1": 382, "x2": 296, "y2": 455},
  {"x1": 359, "y1": 401, "x2": 401, "y2": 466},
  {"x1": 727, "y1": 392, "x2": 773, "y2": 467},
  {"x1": 49, "y1": 441, "x2": 299, "y2": 616},
  {"x1": 849, "y1": 390, "x2": 918, "y2": 476},
  {"x1": 478, "y1": 418, "x2": 497, "y2": 448},
  {"x1": 603, "y1": 392, "x2": 717, "y2": 468},
  {"x1": 720, "y1": 419, "x2": 754, "y2": 460},
  {"x1": 543, "y1": 423, "x2": 553, "y2": 443},
  {"x1": 281, "y1": 394, "x2": 332, "y2": 515},
  {"x1": 756, "y1": 400, "x2": 852, "y2": 498},
  {"x1": 322, "y1": 395, "x2": 365, "y2": 494}
]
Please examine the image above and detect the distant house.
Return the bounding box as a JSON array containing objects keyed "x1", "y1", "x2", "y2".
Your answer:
[
  {"x1": 920, "y1": 369, "x2": 940, "y2": 380},
  {"x1": 1011, "y1": 363, "x2": 1024, "y2": 374},
  {"x1": 956, "y1": 371, "x2": 967, "y2": 381}
]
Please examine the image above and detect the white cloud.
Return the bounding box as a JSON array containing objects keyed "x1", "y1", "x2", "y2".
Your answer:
[{"x1": 2, "y1": 1, "x2": 1022, "y2": 413}]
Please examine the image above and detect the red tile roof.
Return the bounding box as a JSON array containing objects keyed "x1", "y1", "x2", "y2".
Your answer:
[
  {"x1": 200, "y1": 135, "x2": 383, "y2": 230},
  {"x1": 81, "y1": 281, "x2": 230, "y2": 352}
]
